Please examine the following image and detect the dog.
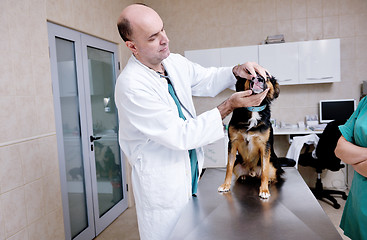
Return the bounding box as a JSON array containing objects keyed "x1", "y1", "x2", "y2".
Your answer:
[{"x1": 218, "y1": 73, "x2": 282, "y2": 199}]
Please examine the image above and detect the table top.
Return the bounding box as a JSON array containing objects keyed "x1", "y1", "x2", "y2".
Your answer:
[
  {"x1": 273, "y1": 127, "x2": 323, "y2": 135},
  {"x1": 169, "y1": 168, "x2": 342, "y2": 240}
]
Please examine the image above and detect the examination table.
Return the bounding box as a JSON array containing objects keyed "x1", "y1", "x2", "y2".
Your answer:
[{"x1": 169, "y1": 168, "x2": 342, "y2": 240}]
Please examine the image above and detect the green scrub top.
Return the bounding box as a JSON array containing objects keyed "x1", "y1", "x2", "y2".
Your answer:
[{"x1": 339, "y1": 96, "x2": 367, "y2": 240}]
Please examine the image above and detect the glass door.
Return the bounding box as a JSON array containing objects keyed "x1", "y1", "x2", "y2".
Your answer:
[
  {"x1": 48, "y1": 22, "x2": 128, "y2": 240},
  {"x1": 82, "y1": 34, "x2": 128, "y2": 235}
]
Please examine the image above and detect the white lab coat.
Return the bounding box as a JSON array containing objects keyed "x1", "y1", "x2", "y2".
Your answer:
[{"x1": 115, "y1": 53, "x2": 236, "y2": 240}]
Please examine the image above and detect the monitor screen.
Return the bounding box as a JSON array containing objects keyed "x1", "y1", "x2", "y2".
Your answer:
[{"x1": 319, "y1": 99, "x2": 356, "y2": 123}]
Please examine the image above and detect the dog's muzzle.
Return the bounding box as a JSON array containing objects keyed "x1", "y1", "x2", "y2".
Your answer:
[{"x1": 250, "y1": 75, "x2": 267, "y2": 94}]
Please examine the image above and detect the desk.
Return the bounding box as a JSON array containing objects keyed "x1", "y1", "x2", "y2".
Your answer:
[
  {"x1": 273, "y1": 127, "x2": 323, "y2": 135},
  {"x1": 169, "y1": 168, "x2": 342, "y2": 240},
  {"x1": 273, "y1": 128, "x2": 323, "y2": 144}
]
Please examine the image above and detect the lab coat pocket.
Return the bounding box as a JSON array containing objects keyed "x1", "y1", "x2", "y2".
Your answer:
[{"x1": 139, "y1": 162, "x2": 188, "y2": 210}]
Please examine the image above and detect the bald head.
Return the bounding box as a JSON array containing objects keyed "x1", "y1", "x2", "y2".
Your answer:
[
  {"x1": 117, "y1": 4, "x2": 170, "y2": 70},
  {"x1": 117, "y1": 4, "x2": 161, "y2": 42}
]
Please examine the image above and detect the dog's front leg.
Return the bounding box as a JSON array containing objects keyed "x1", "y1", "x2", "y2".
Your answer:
[
  {"x1": 218, "y1": 144, "x2": 237, "y2": 192},
  {"x1": 259, "y1": 148, "x2": 271, "y2": 199}
]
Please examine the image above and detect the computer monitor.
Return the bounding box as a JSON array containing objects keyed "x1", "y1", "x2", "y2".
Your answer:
[{"x1": 319, "y1": 99, "x2": 356, "y2": 123}]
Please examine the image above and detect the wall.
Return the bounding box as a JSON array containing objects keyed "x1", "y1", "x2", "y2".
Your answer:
[
  {"x1": 144, "y1": 0, "x2": 367, "y2": 188},
  {"x1": 1, "y1": 1, "x2": 366, "y2": 239},
  {"x1": 145, "y1": 0, "x2": 367, "y2": 150},
  {"x1": 0, "y1": 0, "x2": 133, "y2": 239}
]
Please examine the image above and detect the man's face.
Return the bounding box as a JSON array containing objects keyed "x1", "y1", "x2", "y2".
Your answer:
[{"x1": 128, "y1": 11, "x2": 170, "y2": 67}]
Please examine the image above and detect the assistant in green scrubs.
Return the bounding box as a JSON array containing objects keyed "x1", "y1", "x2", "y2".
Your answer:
[{"x1": 338, "y1": 96, "x2": 367, "y2": 240}]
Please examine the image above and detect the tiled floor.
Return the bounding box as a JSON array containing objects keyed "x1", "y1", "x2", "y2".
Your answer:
[
  {"x1": 317, "y1": 196, "x2": 351, "y2": 240},
  {"x1": 95, "y1": 206, "x2": 139, "y2": 240},
  {"x1": 95, "y1": 194, "x2": 350, "y2": 240}
]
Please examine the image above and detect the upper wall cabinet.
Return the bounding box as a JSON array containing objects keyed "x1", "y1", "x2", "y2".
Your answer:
[
  {"x1": 259, "y1": 42, "x2": 299, "y2": 85},
  {"x1": 184, "y1": 45, "x2": 258, "y2": 68},
  {"x1": 298, "y1": 39, "x2": 340, "y2": 84},
  {"x1": 220, "y1": 46, "x2": 258, "y2": 67},
  {"x1": 184, "y1": 48, "x2": 221, "y2": 67},
  {"x1": 184, "y1": 39, "x2": 340, "y2": 86},
  {"x1": 259, "y1": 39, "x2": 340, "y2": 85}
]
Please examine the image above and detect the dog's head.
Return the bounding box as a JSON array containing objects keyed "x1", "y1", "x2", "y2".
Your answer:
[{"x1": 236, "y1": 73, "x2": 280, "y2": 102}]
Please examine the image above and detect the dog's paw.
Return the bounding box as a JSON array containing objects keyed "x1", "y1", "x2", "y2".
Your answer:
[
  {"x1": 259, "y1": 190, "x2": 271, "y2": 199},
  {"x1": 218, "y1": 184, "x2": 231, "y2": 192}
]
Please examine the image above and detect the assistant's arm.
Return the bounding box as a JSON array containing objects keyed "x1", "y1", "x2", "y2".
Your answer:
[
  {"x1": 353, "y1": 161, "x2": 367, "y2": 178},
  {"x1": 335, "y1": 136, "x2": 367, "y2": 177}
]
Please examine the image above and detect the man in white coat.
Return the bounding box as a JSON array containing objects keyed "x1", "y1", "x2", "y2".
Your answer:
[{"x1": 115, "y1": 4, "x2": 270, "y2": 240}]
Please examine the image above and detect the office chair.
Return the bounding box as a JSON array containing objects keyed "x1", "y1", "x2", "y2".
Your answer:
[{"x1": 298, "y1": 120, "x2": 348, "y2": 209}]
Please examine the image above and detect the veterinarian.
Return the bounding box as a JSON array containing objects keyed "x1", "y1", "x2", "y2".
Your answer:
[
  {"x1": 115, "y1": 4, "x2": 270, "y2": 240},
  {"x1": 335, "y1": 96, "x2": 367, "y2": 240}
]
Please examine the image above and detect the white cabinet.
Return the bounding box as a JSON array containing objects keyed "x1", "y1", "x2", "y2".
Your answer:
[
  {"x1": 184, "y1": 39, "x2": 340, "y2": 85},
  {"x1": 184, "y1": 48, "x2": 221, "y2": 67},
  {"x1": 220, "y1": 46, "x2": 258, "y2": 67},
  {"x1": 184, "y1": 45, "x2": 258, "y2": 68},
  {"x1": 299, "y1": 39, "x2": 340, "y2": 84},
  {"x1": 259, "y1": 42, "x2": 299, "y2": 85},
  {"x1": 258, "y1": 39, "x2": 340, "y2": 85}
]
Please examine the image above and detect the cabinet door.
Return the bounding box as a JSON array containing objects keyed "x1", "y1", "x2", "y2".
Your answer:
[
  {"x1": 184, "y1": 48, "x2": 221, "y2": 67},
  {"x1": 259, "y1": 42, "x2": 299, "y2": 85},
  {"x1": 299, "y1": 39, "x2": 340, "y2": 84},
  {"x1": 220, "y1": 45, "x2": 258, "y2": 67}
]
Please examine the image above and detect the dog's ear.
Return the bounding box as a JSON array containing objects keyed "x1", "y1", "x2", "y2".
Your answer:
[{"x1": 270, "y1": 76, "x2": 280, "y2": 99}]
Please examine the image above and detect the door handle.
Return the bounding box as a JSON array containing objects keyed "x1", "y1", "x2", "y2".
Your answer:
[{"x1": 90, "y1": 135, "x2": 102, "y2": 142}]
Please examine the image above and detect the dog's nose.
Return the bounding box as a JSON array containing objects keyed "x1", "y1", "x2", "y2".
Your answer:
[{"x1": 256, "y1": 75, "x2": 265, "y2": 83}]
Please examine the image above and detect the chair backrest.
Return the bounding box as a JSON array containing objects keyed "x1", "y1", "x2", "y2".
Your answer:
[{"x1": 315, "y1": 119, "x2": 346, "y2": 171}]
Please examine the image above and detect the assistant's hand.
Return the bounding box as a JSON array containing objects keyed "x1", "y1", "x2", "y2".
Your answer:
[
  {"x1": 232, "y1": 62, "x2": 271, "y2": 80},
  {"x1": 217, "y1": 89, "x2": 269, "y2": 119},
  {"x1": 335, "y1": 136, "x2": 367, "y2": 177}
]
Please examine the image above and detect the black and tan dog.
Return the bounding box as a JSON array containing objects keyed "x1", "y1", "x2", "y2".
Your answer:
[{"x1": 218, "y1": 73, "x2": 282, "y2": 199}]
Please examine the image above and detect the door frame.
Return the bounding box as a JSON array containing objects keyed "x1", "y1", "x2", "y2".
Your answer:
[
  {"x1": 48, "y1": 22, "x2": 128, "y2": 240},
  {"x1": 81, "y1": 31, "x2": 128, "y2": 236}
]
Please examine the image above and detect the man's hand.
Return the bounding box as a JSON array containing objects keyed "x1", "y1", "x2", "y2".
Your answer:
[
  {"x1": 217, "y1": 89, "x2": 269, "y2": 119},
  {"x1": 232, "y1": 62, "x2": 270, "y2": 80}
]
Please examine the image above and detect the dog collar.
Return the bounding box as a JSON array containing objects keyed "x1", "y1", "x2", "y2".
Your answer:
[{"x1": 246, "y1": 105, "x2": 266, "y2": 112}]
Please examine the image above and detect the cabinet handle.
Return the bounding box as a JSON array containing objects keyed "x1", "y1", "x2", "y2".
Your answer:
[
  {"x1": 280, "y1": 79, "x2": 292, "y2": 82},
  {"x1": 306, "y1": 76, "x2": 333, "y2": 80}
]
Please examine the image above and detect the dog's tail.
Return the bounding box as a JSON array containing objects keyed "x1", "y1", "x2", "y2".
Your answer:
[
  {"x1": 275, "y1": 157, "x2": 296, "y2": 168},
  {"x1": 271, "y1": 156, "x2": 296, "y2": 185},
  {"x1": 276, "y1": 165, "x2": 285, "y2": 184}
]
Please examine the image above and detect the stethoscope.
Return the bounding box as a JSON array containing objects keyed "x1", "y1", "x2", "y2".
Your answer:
[{"x1": 157, "y1": 70, "x2": 195, "y2": 119}]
